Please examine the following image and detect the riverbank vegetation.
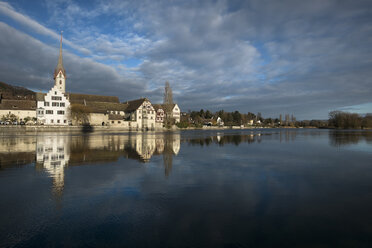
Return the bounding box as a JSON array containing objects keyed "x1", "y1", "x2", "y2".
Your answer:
[{"x1": 177, "y1": 109, "x2": 372, "y2": 129}]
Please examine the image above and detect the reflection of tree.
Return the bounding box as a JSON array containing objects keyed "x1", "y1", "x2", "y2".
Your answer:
[
  {"x1": 329, "y1": 131, "x2": 372, "y2": 147},
  {"x1": 186, "y1": 133, "x2": 266, "y2": 146},
  {"x1": 163, "y1": 133, "x2": 175, "y2": 177}
]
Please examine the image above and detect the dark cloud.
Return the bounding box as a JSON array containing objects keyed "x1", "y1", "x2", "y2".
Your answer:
[
  {"x1": 1, "y1": 0, "x2": 372, "y2": 118},
  {"x1": 0, "y1": 22, "x2": 146, "y2": 100}
]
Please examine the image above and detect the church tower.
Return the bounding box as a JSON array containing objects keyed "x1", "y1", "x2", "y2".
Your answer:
[{"x1": 54, "y1": 32, "x2": 66, "y2": 93}]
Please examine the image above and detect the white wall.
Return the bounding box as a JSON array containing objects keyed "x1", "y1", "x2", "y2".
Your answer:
[{"x1": 37, "y1": 86, "x2": 70, "y2": 125}]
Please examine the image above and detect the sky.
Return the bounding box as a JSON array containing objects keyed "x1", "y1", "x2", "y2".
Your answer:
[{"x1": 0, "y1": 0, "x2": 371, "y2": 119}]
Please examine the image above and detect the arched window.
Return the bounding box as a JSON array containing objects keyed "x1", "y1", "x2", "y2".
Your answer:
[{"x1": 59, "y1": 80, "x2": 62, "y2": 85}]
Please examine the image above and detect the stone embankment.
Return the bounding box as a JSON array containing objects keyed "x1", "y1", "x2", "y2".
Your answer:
[{"x1": 0, "y1": 125, "x2": 164, "y2": 132}]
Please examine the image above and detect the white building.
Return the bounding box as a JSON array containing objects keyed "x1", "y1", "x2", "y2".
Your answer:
[
  {"x1": 124, "y1": 98, "x2": 156, "y2": 130},
  {"x1": 37, "y1": 34, "x2": 70, "y2": 125},
  {"x1": 170, "y1": 103, "x2": 181, "y2": 123},
  {"x1": 153, "y1": 103, "x2": 181, "y2": 124}
]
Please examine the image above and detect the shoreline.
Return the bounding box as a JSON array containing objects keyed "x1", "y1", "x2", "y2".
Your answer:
[{"x1": 0, "y1": 125, "x2": 370, "y2": 133}]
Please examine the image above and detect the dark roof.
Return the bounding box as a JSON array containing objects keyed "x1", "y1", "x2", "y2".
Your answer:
[
  {"x1": 108, "y1": 114, "x2": 124, "y2": 120},
  {"x1": 155, "y1": 103, "x2": 177, "y2": 109},
  {"x1": 0, "y1": 99, "x2": 37, "y2": 110},
  {"x1": 152, "y1": 104, "x2": 164, "y2": 111},
  {"x1": 82, "y1": 101, "x2": 128, "y2": 114},
  {"x1": 123, "y1": 98, "x2": 147, "y2": 112},
  {"x1": 68, "y1": 93, "x2": 119, "y2": 104}
]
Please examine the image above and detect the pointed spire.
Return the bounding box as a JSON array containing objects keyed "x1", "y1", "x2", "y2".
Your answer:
[{"x1": 54, "y1": 31, "x2": 66, "y2": 79}]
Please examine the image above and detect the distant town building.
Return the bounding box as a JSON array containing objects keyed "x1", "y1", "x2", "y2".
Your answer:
[{"x1": 216, "y1": 117, "x2": 224, "y2": 126}]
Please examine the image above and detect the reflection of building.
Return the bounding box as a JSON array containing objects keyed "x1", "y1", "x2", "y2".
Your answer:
[
  {"x1": 0, "y1": 132, "x2": 182, "y2": 191},
  {"x1": 36, "y1": 135, "x2": 70, "y2": 196},
  {"x1": 171, "y1": 133, "x2": 180, "y2": 155}
]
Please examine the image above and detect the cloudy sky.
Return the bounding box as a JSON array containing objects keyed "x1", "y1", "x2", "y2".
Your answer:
[{"x1": 0, "y1": 0, "x2": 371, "y2": 119}]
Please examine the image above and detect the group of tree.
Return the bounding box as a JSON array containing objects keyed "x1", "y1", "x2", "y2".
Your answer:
[
  {"x1": 0, "y1": 113, "x2": 36, "y2": 124},
  {"x1": 180, "y1": 109, "x2": 372, "y2": 129},
  {"x1": 181, "y1": 109, "x2": 290, "y2": 127},
  {"x1": 328, "y1": 111, "x2": 372, "y2": 129}
]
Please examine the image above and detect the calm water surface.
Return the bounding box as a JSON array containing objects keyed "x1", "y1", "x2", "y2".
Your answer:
[{"x1": 0, "y1": 129, "x2": 372, "y2": 247}]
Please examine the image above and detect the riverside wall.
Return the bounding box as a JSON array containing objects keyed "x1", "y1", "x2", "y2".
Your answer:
[{"x1": 0, "y1": 125, "x2": 164, "y2": 133}]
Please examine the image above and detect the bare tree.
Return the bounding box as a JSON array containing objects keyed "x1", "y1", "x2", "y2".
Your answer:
[
  {"x1": 164, "y1": 81, "x2": 173, "y2": 106},
  {"x1": 285, "y1": 114, "x2": 290, "y2": 126},
  {"x1": 163, "y1": 82, "x2": 174, "y2": 127}
]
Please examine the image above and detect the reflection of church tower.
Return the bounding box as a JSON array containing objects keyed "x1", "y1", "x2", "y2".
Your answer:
[
  {"x1": 54, "y1": 32, "x2": 66, "y2": 93},
  {"x1": 36, "y1": 135, "x2": 70, "y2": 199}
]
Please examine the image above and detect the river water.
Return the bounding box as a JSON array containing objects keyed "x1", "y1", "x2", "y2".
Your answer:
[{"x1": 0, "y1": 129, "x2": 371, "y2": 247}]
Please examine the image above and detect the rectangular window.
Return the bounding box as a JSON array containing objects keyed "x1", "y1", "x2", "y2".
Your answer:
[
  {"x1": 51, "y1": 119, "x2": 54, "y2": 123},
  {"x1": 112, "y1": 121, "x2": 114, "y2": 124},
  {"x1": 64, "y1": 120, "x2": 66, "y2": 123},
  {"x1": 46, "y1": 110, "x2": 53, "y2": 114},
  {"x1": 118, "y1": 121, "x2": 121, "y2": 124},
  {"x1": 57, "y1": 120, "x2": 60, "y2": 123},
  {"x1": 44, "y1": 102, "x2": 49, "y2": 107},
  {"x1": 51, "y1": 96, "x2": 62, "y2": 100},
  {"x1": 52, "y1": 102, "x2": 59, "y2": 107},
  {"x1": 60, "y1": 103, "x2": 65, "y2": 107},
  {"x1": 57, "y1": 111, "x2": 64, "y2": 115}
]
